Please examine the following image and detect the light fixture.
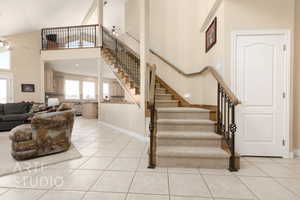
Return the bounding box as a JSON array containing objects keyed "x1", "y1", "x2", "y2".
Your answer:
[
  {"x1": 104, "y1": 1, "x2": 108, "y2": 7},
  {"x1": 0, "y1": 40, "x2": 10, "y2": 52},
  {"x1": 75, "y1": 64, "x2": 79, "y2": 67},
  {"x1": 0, "y1": 40, "x2": 10, "y2": 49},
  {"x1": 112, "y1": 26, "x2": 119, "y2": 36}
]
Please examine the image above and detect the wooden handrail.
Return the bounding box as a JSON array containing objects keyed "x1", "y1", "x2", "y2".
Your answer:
[
  {"x1": 124, "y1": 33, "x2": 240, "y2": 105},
  {"x1": 149, "y1": 49, "x2": 241, "y2": 105},
  {"x1": 125, "y1": 33, "x2": 240, "y2": 170},
  {"x1": 42, "y1": 24, "x2": 99, "y2": 31},
  {"x1": 102, "y1": 25, "x2": 140, "y2": 59}
]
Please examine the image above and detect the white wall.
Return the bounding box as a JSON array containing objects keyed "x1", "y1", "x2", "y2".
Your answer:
[
  {"x1": 86, "y1": 6, "x2": 99, "y2": 24},
  {"x1": 100, "y1": 103, "x2": 145, "y2": 135},
  {"x1": 104, "y1": 0, "x2": 126, "y2": 34}
]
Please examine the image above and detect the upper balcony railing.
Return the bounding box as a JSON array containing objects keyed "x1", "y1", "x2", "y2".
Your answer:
[{"x1": 41, "y1": 24, "x2": 100, "y2": 50}]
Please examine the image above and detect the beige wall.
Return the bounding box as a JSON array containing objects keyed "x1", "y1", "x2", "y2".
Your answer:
[
  {"x1": 4, "y1": 32, "x2": 43, "y2": 103},
  {"x1": 125, "y1": 0, "x2": 140, "y2": 39},
  {"x1": 124, "y1": 0, "x2": 223, "y2": 105},
  {"x1": 150, "y1": 0, "x2": 203, "y2": 71},
  {"x1": 145, "y1": 0, "x2": 299, "y2": 152},
  {"x1": 100, "y1": 103, "x2": 145, "y2": 135},
  {"x1": 222, "y1": 0, "x2": 296, "y2": 151},
  {"x1": 41, "y1": 48, "x2": 101, "y2": 61},
  {"x1": 148, "y1": 0, "x2": 223, "y2": 105},
  {"x1": 294, "y1": 1, "x2": 300, "y2": 150},
  {"x1": 223, "y1": 0, "x2": 295, "y2": 83}
]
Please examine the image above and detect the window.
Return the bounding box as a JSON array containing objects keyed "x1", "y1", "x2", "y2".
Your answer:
[
  {"x1": 82, "y1": 81, "x2": 96, "y2": 99},
  {"x1": 65, "y1": 40, "x2": 95, "y2": 48},
  {"x1": 103, "y1": 83, "x2": 109, "y2": 99},
  {"x1": 0, "y1": 78, "x2": 8, "y2": 103},
  {"x1": 65, "y1": 80, "x2": 80, "y2": 100},
  {"x1": 0, "y1": 51, "x2": 10, "y2": 70}
]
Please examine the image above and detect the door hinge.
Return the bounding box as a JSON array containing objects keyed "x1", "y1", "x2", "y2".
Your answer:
[
  {"x1": 283, "y1": 44, "x2": 287, "y2": 51},
  {"x1": 282, "y1": 139, "x2": 286, "y2": 146},
  {"x1": 282, "y1": 92, "x2": 286, "y2": 99}
]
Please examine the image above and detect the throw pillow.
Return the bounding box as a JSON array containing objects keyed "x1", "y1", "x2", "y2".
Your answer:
[{"x1": 57, "y1": 103, "x2": 72, "y2": 111}]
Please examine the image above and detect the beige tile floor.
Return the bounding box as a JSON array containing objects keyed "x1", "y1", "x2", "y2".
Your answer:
[{"x1": 0, "y1": 117, "x2": 300, "y2": 200}]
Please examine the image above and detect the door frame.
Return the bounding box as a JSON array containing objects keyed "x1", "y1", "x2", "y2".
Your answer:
[{"x1": 231, "y1": 30, "x2": 292, "y2": 158}]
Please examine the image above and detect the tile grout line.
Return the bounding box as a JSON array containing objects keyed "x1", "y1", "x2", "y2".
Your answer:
[
  {"x1": 198, "y1": 169, "x2": 215, "y2": 200},
  {"x1": 124, "y1": 149, "x2": 146, "y2": 200},
  {"x1": 264, "y1": 171, "x2": 300, "y2": 198},
  {"x1": 245, "y1": 157, "x2": 300, "y2": 198},
  {"x1": 272, "y1": 178, "x2": 300, "y2": 199},
  {"x1": 166, "y1": 167, "x2": 171, "y2": 200},
  {"x1": 80, "y1": 138, "x2": 134, "y2": 200},
  {"x1": 15, "y1": 165, "x2": 73, "y2": 200},
  {"x1": 6, "y1": 120, "x2": 300, "y2": 200},
  {"x1": 235, "y1": 174, "x2": 261, "y2": 200},
  {"x1": 0, "y1": 188, "x2": 10, "y2": 197}
]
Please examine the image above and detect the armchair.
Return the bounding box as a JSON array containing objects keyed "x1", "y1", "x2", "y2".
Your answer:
[{"x1": 9, "y1": 110, "x2": 75, "y2": 160}]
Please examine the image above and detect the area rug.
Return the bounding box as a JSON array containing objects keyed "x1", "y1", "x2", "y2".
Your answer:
[{"x1": 0, "y1": 131, "x2": 82, "y2": 177}]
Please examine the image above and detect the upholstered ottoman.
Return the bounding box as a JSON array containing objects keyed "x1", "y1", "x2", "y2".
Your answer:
[
  {"x1": 9, "y1": 110, "x2": 75, "y2": 160},
  {"x1": 9, "y1": 124, "x2": 38, "y2": 160}
]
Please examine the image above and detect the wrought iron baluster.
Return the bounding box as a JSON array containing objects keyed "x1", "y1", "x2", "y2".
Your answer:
[
  {"x1": 225, "y1": 97, "x2": 227, "y2": 140},
  {"x1": 229, "y1": 104, "x2": 237, "y2": 171}
]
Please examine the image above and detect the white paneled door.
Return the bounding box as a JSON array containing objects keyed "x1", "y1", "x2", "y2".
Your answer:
[{"x1": 233, "y1": 32, "x2": 288, "y2": 157}]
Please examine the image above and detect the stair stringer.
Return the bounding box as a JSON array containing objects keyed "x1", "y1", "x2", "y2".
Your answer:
[{"x1": 101, "y1": 48, "x2": 140, "y2": 106}]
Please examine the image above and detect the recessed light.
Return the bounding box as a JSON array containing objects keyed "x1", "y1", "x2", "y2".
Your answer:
[{"x1": 75, "y1": 64, "x2": 79, "y2": 67}]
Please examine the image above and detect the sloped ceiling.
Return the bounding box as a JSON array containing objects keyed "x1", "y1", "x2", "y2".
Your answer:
[{"x1": 0, "y1": 0, "x2": 94, "y2": 37}]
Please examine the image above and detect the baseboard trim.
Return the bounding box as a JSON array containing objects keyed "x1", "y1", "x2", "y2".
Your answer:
[
  {"x1": 294, "y1": 149, "x2": 300, "y2": 158},
  {"x1": 98, "y1": 120, "x2": 148, "y2": 142}
]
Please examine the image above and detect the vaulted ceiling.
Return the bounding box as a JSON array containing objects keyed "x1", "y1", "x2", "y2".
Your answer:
[{"x1": 0, "y1": 0, "x2": 94, "y2": 37}]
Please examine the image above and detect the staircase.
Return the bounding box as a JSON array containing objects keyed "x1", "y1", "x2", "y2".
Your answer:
[
  {"x1": 100, "y1": 25, "x2": 239, "y2": 171},
  {"x1": 154, "y1": 80, "x2": 230, "y2": 168},
  {"x1": 101, "y1": 27, "x2": 141, "y2": 104}
]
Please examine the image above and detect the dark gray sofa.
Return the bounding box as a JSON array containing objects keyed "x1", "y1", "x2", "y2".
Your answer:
[{"x1": 0, "y1": 103, "x2": 33, "y2": 131}]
